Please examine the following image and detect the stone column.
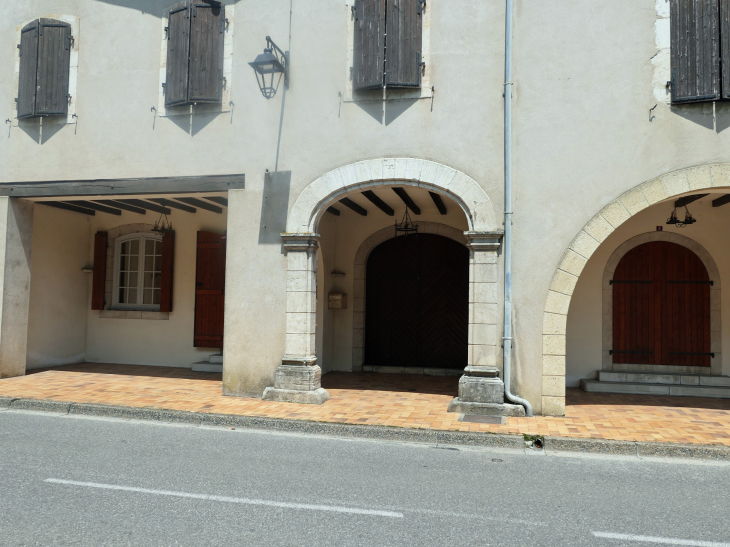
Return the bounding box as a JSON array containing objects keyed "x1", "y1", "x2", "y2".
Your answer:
[
  {"x1": 448, "y1": 231, "x2": 525, "y2": 417},
  {"x1": 0, "y1": 198, "x2": 34, "y2": 379},
  {"x1": 262, "y1": 233, "x2": 329, "y2": 404}
]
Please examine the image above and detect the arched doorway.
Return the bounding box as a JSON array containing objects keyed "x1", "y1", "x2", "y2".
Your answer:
[
  {"x1": 365, "y1": 234, "x2": 469, "y2": 370},
  {"x1": 612, "y1": 241, "x2": 711, "y2": 368}
]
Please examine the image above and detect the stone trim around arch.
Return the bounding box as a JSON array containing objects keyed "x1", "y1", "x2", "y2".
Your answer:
[
  {"x1": 541, "y1": 163, "x2": 730, "y2": 417},
  {"x1": 601, "y1": 233, "x2": 721, "y2": 376},
  {"x1": 351, "y1": 222, "x2": 469, "y2": 372},
  {"x1": 285, "y1": 158, "x2": 497, "y2": 234}
]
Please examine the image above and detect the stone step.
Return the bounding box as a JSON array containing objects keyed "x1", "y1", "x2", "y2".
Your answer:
[
  {"x1": 208, "y1": 354, "x2": 223, "y2": 364},
  {"x1": 191, "y1": 362, "x2": 222, "y2": 373},
  {"x1": 581, "y1": 379, "x2": 730, "y2": 398},
  {"x1": 598, "y1": 371, "x2": 730, "y2": 387}
]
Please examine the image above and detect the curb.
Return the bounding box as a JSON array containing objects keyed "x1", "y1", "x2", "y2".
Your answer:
[{"x1": 2, "y1": 397, "x2": 730, "y2": 460}]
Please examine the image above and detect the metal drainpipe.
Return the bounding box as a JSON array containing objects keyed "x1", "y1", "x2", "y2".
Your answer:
[{"x1": 503, "y1": 0, "x2": 533, "y2": 417}]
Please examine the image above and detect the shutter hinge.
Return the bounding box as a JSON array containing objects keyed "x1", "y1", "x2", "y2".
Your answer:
[
  {"x1": 162, "y1": 83, "x2": 167, "y2": 94},
  {"x1": 66, "y1": 35, "x2": 74, "y2": 51},
  {"x1": 352, "y1": 0, "x2": 358, "y2": 20},
  {"x1": 421, "y1": 62, "x2": 426, "y2": 75},
  {"x1": 418, "y1": 0, "x2": 426, "y2": 14},
  {"x1": 224, "y1": 18, "x2": 229, "y2": 32},
  {"x1": 222, "y1": 75, "x2": 227, "y2": 89},
  {"x1": 17, "y1": 44, "x2": 21, "y2": 56}
]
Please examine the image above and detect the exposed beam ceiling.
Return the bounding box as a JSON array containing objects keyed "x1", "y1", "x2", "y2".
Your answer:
[
  {"x1": 204, "y1": 196, "x2": 228, "y2": 207},
  {"x1": 361, "y1": 190, "x2": 394, "y2": 216},
  {"x1": 340, "y1": 198, "x2": 367, "y2": 216},
  {"x1": 64, "y1": 201, "x2": 122, "y2": 215},
  {"x1": 429, "y1": 192, "x2": 447, "y2": 215},
  {"x1": 40, "y1": 202, "x2": 95, "y2": 216},
  {"x1": 392, "y1": 188, "x2": 421, "y2": 214},
  {"x1": 174, "y1": 197, "x2": 223, "y2": 214},
  {"x1": 95, "y1": 200, "x2": 147, "y2": 215},
  {"x1": 675, "y1": 194, "x2": 708, "y2": 207},
  {"x1": 116, "y1": 199, "x2": 171, "y2": 215},
  {"x1": 149, "y1": 198, "x2": 196, "y2": 213},
  {"x1": 326, "y1": 207, "x2": 340, "y2": 216},
  {"x1": 712, "y1": 194, "x2": 730, "y2": 208}
]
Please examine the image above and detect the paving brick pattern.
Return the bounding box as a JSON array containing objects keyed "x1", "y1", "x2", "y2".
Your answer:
[{"x1": 2, "y1": 364, "x2": 730, "y2": 446}]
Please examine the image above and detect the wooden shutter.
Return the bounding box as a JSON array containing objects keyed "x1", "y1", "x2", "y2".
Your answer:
[
  {"x1": 385, "y1": 0, "x2": 423, "y2": 88},
  {"x1": 34, "y1": 19, "x2": 72, "y2": 116},
  {"x1": 159, "y1": 231, "x2": 175, "y2": 312},
  {"x1": 188, "y1": 2, "x2": 225, "y2": 103},
  {"x1": 353, "y1": 0, "x2": 385, "y2": 91},
  {"x1": 17, "y1": 20, "x2": 39, "y2": 119},
  {"x1": 670, "y1": 0, "x2": 720, "y2": 103},
  {"x1": 194, "y1": 231, "x2": 226, "y2": 348},
  {"x1": 91, "y1": 232, "x2": 108, "y2": 311},
  {"x1": 165, "y1": 2, "x2": 192, "y2": 107}
]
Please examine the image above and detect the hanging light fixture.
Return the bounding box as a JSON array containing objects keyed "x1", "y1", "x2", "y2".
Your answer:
[
  {"x1": 152, "y1": 212, "x2": 173, "y2": 235},
  {"x1": 666, "y1": 204, "x2": 697, "y2": 228},
  {"x1": 249, "y1": 36, "x2": 289, "y2": 99},
  {"x1": 395, "y1": 205, "x2": 419, "y2": 236}
]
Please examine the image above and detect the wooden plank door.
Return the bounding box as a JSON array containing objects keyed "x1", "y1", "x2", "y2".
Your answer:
[
  {"x1": 612, "y1": 241, "x2": 711, "y2": 367},
  {"x1": 194, "y1": 231, "x2": 226, "y2": 348},
  {"x1": 365, "y1": 234, "x2": 468, "y2": 369}
]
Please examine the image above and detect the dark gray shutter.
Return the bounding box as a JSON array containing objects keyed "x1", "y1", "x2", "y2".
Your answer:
[
  {"x1": 353, "y1": 0, "x2": 385, "y2": 91},
  {"x1": 165, "y1": 1, "x2": 191, "y2": 107},
  {"x1": 17, "y1": 20, "x2": 39, "y2": 119},
  {"x1": 385, "y1": 0, "x2": 423, "y2": 88},
  {"x1": 35, "y1": 18, "x2": 72, "y2": 116},
  {"x1": 670, "y1": 0, "x2": 720, "y2": 103},
  {"x1": 721, "y1": 0, "x2": 730, "y2": 97},
  {"x1": 188, "y1": 2, "x2": 225, "y2": 103}
]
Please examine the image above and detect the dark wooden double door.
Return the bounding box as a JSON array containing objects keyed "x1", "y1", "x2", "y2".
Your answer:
[
  {"x1": 612, "y1": 241, "x2": 711, "y2": 367},
  {"x1": 194, "y1": 231, "x2": 226, "y2": 348},
  {"x1": 365, "y1": 234, "x2": 469, "y2": 369}
]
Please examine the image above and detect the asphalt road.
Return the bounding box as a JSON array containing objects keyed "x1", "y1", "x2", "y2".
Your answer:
[{"x1": 1, "y1": 410, "x2": 729, "y2": 547}]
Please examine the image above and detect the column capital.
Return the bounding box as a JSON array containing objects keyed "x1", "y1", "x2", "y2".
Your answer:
[
  {"x1": 464, "y1": 231, "x2": 503, "y2": 252},
  {"x1": 280, "y1": 232, "x2": 321, "y2": 252}
]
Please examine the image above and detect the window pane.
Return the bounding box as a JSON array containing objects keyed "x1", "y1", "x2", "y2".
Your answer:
[
  {"x1": 144, "y1": 256, "x2": 154, "y2": 271},
  {"x1": 130, "y1": 239, "x2": 139, "y2": 254},
  {"x1": 128, "y1": 289, "x2": 137, "y2": 303},
  {"x1": 155, "y1": 240, "x2": 162, "y2": 254},
  {"x1": 154, "y1": 256, "x2": 162, "y2": 271},
  {"x1": 129, "y1": 256, "x2": 139, "y2": 271},
  {"x1": 143, "y1": 289, "x2": 153, "y2": 305},
  {"x1": 145, "y1": 239, "x2": 155, "y2": 254},
  {"x1": 119, "y1": 272, "x2": 127, "y2": 288},
  {"x1": 118, "y1": 288, "x2": 126, "y2": 303},
  {"x1": 120, "y1": 242, "x2": 128, "y2": 255},
  {"x1": 153, "y1": 272, "x2": 161, "y2": 289},
  {"x1": 143, "y1": 272, "x2": 154, "y2": 289},
  {"x1": 119, "y1": 255, "x2": 127, "y2": 271},
  {"x1": 153, "y1": 289, "x2": 161, "y2": 305},
  {"x1": 129, "y1": 273, "x2": 138, "y2": 288}
]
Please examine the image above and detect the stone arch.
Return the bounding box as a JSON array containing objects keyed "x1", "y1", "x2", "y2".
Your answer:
[
  {"x1": 286, "y1": 158, "x2": 498, "y2": 234},
  {"x1": 541, "y1": 163, "x2": 730, "y2": 416},
  {"x1": 350, "y1": 222, "x2": 469, "y2": 371}
]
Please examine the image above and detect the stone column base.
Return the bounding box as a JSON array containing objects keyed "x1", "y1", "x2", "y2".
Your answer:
[
  {"x1": 447, "y1": 366, "x2": 525, "y2": 417},
  {"x1": 261, "y1": 363, "x2": 330, "y2": 405}
]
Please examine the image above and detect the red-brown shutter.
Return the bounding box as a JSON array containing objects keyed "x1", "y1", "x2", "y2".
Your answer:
[
  {"x1": 91, "y1": 231, "x2": 108, "y2": 311},
  {"x1": 160, "y1": 231, "x2": 175, "y2": 313},
  {"x1": 194, "y1": 231, "x2": 226, "y2": 348}
]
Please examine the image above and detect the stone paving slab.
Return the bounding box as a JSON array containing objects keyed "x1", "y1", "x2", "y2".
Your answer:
[{"x1": 1, "y1": 364, "x2": 730, "y2": 452}]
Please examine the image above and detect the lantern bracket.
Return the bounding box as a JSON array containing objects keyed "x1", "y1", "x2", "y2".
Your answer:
[{"x1": 266, "y1": 36, "x2": 289, "y2": 89}]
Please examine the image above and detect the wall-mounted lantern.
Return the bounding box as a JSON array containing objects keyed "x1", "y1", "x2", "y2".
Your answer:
[{"x1": 249, "y1": 36, "x2": 289, "y2": 99}]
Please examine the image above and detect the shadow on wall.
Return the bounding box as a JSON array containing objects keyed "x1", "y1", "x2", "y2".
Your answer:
[
  {"x1": 17, "y1": 118, "x2": 66, "y2": 144},
  {"x1": 671, "y1": 101, "x2": 730, "y2": 133},
  {"x1": 351, "y1": 91, "x2": 420, "y2": 126},
  {"x1": 258, "y1": 171, "x2": 291, "y2": 244},
  {"x1": 92, "y1": 0, "x2": 243, "y2": 16}
]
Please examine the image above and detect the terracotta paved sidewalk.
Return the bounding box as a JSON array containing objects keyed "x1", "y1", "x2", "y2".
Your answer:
[{"x1": 2, "y1": 364, "x2": 730, "y2": 446}]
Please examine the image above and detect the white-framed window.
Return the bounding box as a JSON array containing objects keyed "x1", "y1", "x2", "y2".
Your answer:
[{"x1": 112, "y1": 233, "x2": 163, "y2": 309}]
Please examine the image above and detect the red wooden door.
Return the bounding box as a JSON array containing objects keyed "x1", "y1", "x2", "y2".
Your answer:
[
  {"x1": 194, "y1": 231, "x2": 226, "y2": 348},
  {"x1": 365, "y1": 234, "x2": 469, "y2": 369},
  {"x1": 612, "y1": 241, "x2": 711, "y2": 367}
]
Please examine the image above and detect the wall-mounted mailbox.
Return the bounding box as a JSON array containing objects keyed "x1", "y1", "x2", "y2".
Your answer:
[{"x1": 328, "y1": 293, "x2": 347, "y2": 309}]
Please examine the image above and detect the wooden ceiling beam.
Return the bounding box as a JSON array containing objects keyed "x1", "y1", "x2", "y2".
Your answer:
[
  {"x1": 204, "y1": 196, "x2": 228, "y2": 207},
  {"x1": 361, "y1": 190, "x2": 394, "y2": 216},
  {"x1": 392, "y1": 187, "x2": 421, "y2": 214},
  {"x1": 429, "y1": 192, "x2": 447, "y2": 215},
  {"x1": 149, "y1": 198, "x2": 196, "y2": 213},
  {"x1": 94, "y1": 200, "x2": 147, "y2": 215},
  {"x1": 675, "y1": 194, "x2": 708, "y2": 207},
  {"x1": 340, "y1": 198, "x2": 368, "y2": 216},
  {"x1": 712, "y1": 194, "x2": 730, "y2": 208},
  {"x1": 174, "y1": 197, "x2": 223, "y2": 214},
  {"x1": 64, "y1": 201, "x2": 122, "y2": 215},
  {"x1": 326, "y1": 207, "x2": 341, "y2": 216},
  {"x1": 40, "y1": 202, "x2": 95, "y2": 216}
]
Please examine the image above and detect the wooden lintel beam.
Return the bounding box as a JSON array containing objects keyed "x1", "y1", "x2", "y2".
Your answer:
[
  {"x1": 361, "y1": 190, "x2": 394, "y2": 216},
  {"x1": 326, "y1": 207, "x2": 341, "y2": 216},
  {"x1": 150, "y1": 198, "x2": 196, "y2": 213},
  {"x1": 340, "y1": 198, "x2": 368, "y2": 216},
  {"x1": 429, "y1": 192, "x2": 447, "y2": 215},
  {"x1": 675, "y1": 194, "x2": 708, "y2": 208},
  {"x1": 712, "y1": 194, "x2": 730, "y2": 208},
  {"x1": 392, "y1": 188, "x2": 421, "y2": 214},
  {"x1": 65, "y1": 201, "x2": 122, "y2": 215},
  {"x1": 40, "y1": 201, "x2": 95, "y2": 216},
  {"x1": 174, "y1": 197, "x2": 223, "y2": 214},
  {"x1": 95, "y1": 200, "x2": 147, "y2": 215}
]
